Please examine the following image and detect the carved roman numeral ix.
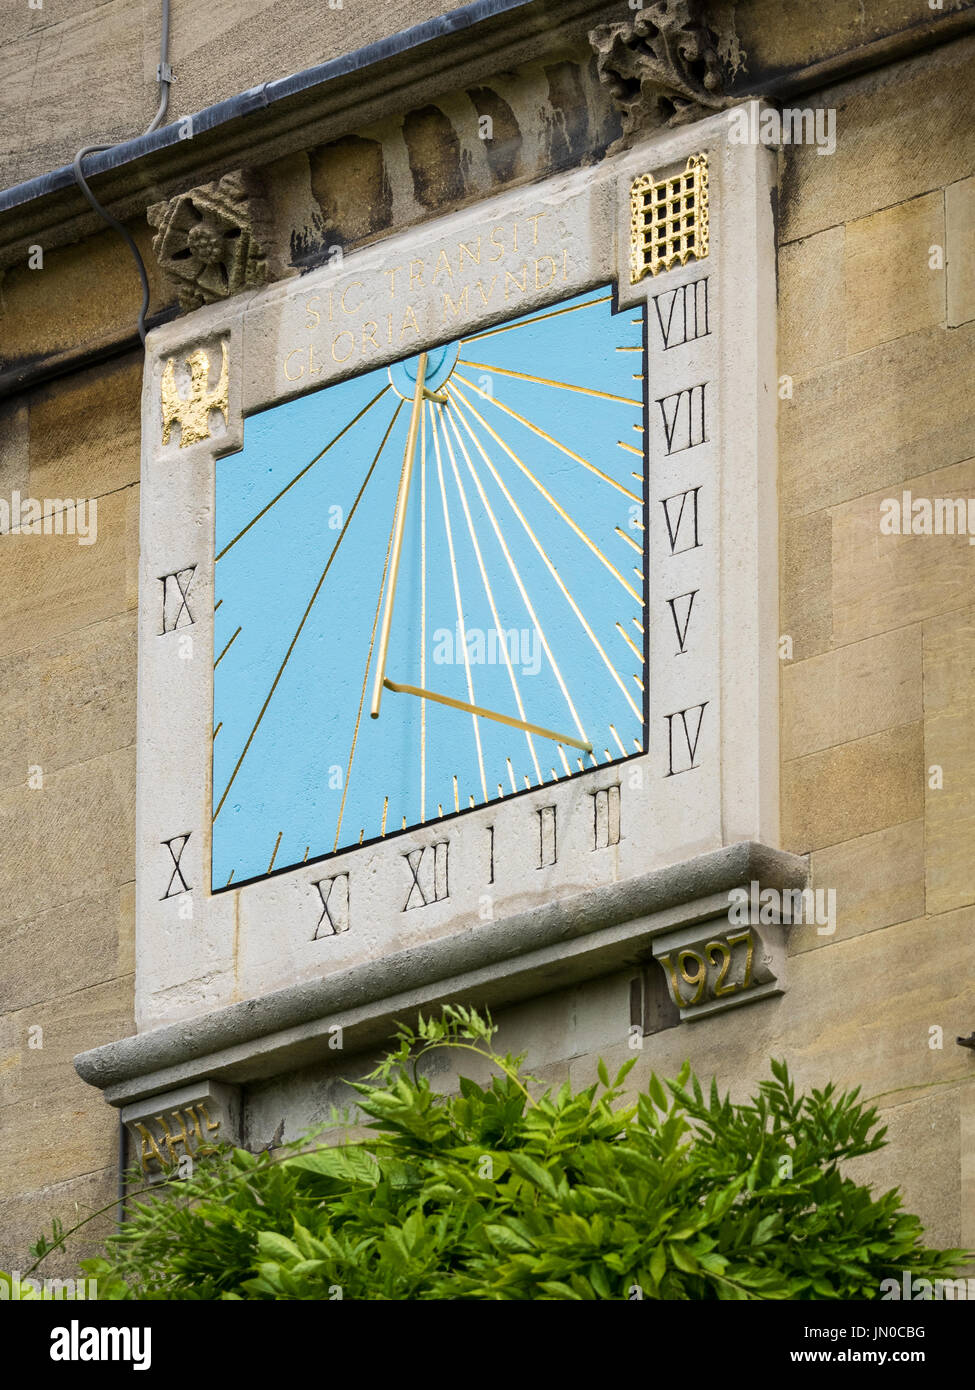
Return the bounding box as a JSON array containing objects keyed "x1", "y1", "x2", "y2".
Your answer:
[
  {"x1": 653, "y1": 277, "x2": 710, "y2": 350},
  {"x1": 537, "y1": 806, "x2": 557, "y2": 867},
  {"x1": 660, "y1": 487, "x2": 702, "y2": 555},
  {"x1": 665, "y1": 703, "x2": 709, "y2": 775},
  {"x1": 313, "y1": 873, "x2": 350, "y2": 937},
  {"x1": 161, "y1": 833, "x2": 192, "y2": 899},
  {"x1": 666, "y1": 590, "x2": 698, "y2": 654},
  {"x1": 403, "y1": 842, "x2": 449, "y2": 910},
  {"x1": 591, "y1": 785, "x2": 621, "y2": 849},
  {"x1": 159, "y1": 566, "x2": 197, "y2": 634},
  {"x1": 658, "y1": 383, "x2": 707, "y2": 454}
]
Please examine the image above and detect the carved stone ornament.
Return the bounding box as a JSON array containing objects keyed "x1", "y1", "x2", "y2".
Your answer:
[
  {"x1": 148, "y1": 169, "x2": 271, "y2": 311},
  {"x1": 590, "y1": 0, "x2": 732, "y2": 146}
]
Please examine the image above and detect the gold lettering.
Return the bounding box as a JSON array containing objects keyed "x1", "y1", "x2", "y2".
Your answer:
[
  {"x1": 432, "y1": 249, "x2": 454, "y2": 285},
  {"x1": 135, "y1": 1122, "x2": 166, "y2": 1174},
  {"x1": 362, "y1": 320, "x2": 380, "y2": 352},
  {"x1": 489, "y1": 226, "x2": 505, "y2": 262},
  {"x1": 283, "y1": 348, "x2": 305, "y2": 381},
  {"x1": 476, "y1": 276, "x2": 497, "y2": 305},
  {"x1": 443, "y1": 286, "x2": 470, "y2": 320},
  {"x1": 386, "y1": 265, "x2": 404, "y2": 298},
  {"x1": 459, "y1": 238, "x2": 481, "y2": 269},
  {"x1": 341, "y1": 281, "x2": 365, "y2": 315},
  {"x1": 513, "y1": 223, "x2": 519, "y2": 252},
  {"x1": 526, "y1": 212, "x2": 546, "y2": 245},
  {"x1": 504, "y1": 265, "x2": 527, "y2": 299},
  {"x1": 410, "y1": 260, "x2": 425, "y2": 290},
  {"x1": 331, "y1": 330, "x2": 355, "y2": 362},
  {"x1": 534, "y1": 255, "x2": 556, "y2": 290},
  {"x1": 305, "y1": 295, "x2": 322, "y2": 329},
  {"x1": 386, "y1": 313, "x2": 394, "y2": 343},
  {"x1": 400, "y1": 305, "x2": 421, "y2": 340},
  {"x1": 563, "y1": 248, "x2": 569, "y2": 280}
]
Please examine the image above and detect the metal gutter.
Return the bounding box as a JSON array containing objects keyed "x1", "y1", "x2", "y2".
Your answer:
[{"x1": 0, "y1": 0, "x2": 537, "y2": 214}]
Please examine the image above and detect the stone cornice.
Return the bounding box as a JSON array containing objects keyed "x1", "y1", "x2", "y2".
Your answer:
[{"x1": 74, "y1": 842, "x2": 807, "y2": 1107}]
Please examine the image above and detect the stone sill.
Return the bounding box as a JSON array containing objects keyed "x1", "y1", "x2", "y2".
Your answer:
[{"x1": 74, "y1": 840, "x2": 806, "y2": 1108}]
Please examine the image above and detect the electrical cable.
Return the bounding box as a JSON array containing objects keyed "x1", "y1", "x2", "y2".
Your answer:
[{"x1": 71, "y1": 0, "x2": 172, "y2": 344}]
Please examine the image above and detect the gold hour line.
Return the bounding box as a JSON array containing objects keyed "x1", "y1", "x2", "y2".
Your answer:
[
  {"x1": 631, "y1": 317, "x2": 642, "y2": 324},
  {"x1": 226, "y1": 870, "x2": 235, "y2": 886},
  {"x1": 402, "y1": 816, "x2": 407, "y2": 830},
  {"x1": 609, "y1": 724, "x2": 627, "y2": 756},
  {"x1": 632, "y1": 617, "x2": 645, "y2": 634},
  {"x1": 631, "y1": 473, "x2": 642, "y2": 481},
  {"x1": 458, "y1": 359, "x2": 642, "y2": 408},
  {"x1": 430, "y1": 407, "x2": 489, "y2": 802},
  {"x1": 506, "y1": 758, "x2": 517, "y2": 794},
  {"x1": 557, "y1": 744, "x2": 572, "y2": 776},
  {"x1": 469, "y1": 795, "x2": 475, "y2": 808},
  {"x1": 615, "y1": 526, "x2": 642, "y2": 554},
  {"x1": 633, "y1": 424, "x2": 644, "y2": 433},
  {"x1": 550, "y1": 768, "x2": 557, "y2": 781},
  {"x1": 440, "y1": 400, "x2": 589, "y2": 746},
  {"x1": 438, "y1": 804, "x2": 443, "y2": 818},
  {"x1": 332, "y1": 411, "x2": 407, "y2": 849},
  {"x1": 577, "y1": 758, "x2": 584, "y2": 772},
  {"x1": 460, "y1": 294, "x2": 612, "y2": 344},
  {"x1": 448, "y1": 381, "x2": 641, "y2": 602},
  {"x1": 453, "y1": 775, "x2": 460, "y2": 813},
  {"x1": 215, "y1": 384, "x2": 391, "y2": 561},
  {"x1": 303, "y1": 846, "x2": 310, "y2": 863},
  {"x1": 214, "y1": 400, "x2": 404, "y2": 826},
  {"x1": 524, "y1": 775, "x2": 532, "y2": 789},
  {"x1": 381, "y1": 797, "x2": 389, "y2": 836},
  {"x1": 617, "y1": 439, "x2": 644, "y2": 458},
  {"x1": 633, "y1": 738, "x2": 641, "y2": 750},
  {"x1": 214, "y1": 598, "x2": 223, "y2": 612},
  {"x1": 616, "y1": 622, "x2": 643, "y2": 661},
  {"x1": 212, "y1": 721, "x2": 223, "y2": 741},
  {"x1": 267, "y1": 831, "x2": 283, "y2": 874},
  {"x1": 634, "y1": 569, "x2": 645, "y2": 581},
  {"x1": 631, "y1": 519, "x2": 646, "y2": 532},
  {"x1": 385, "y1": 679, "x2": 592, "y2": 752},
  {"x1": 213, "y1": 626, "x2": 241, "y2": 669},
  {"x1": 435, "y1": 405, "x2": 543, "y2": 785},
  {"x1": 453, "y1": 370, "x2": 641, "y2": 504},
  {"x1": 497, "y1": 784, "x2": 504, "y2": 799},
  {"x1": 616, "y1": 346, "x2": 643, "y2": 352},
  {"x1": 632, "y1": 673, "x2": 645, "y2": 692},
  {"x1": 420, "y1": 400, "x2": 428, "y2": 824},
  {"x1": 447, "y1": 389, "x2": 643, "y2": 722}
]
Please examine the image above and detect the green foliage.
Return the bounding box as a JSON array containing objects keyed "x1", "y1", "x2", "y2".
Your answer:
[{"x1": 16, "y1": 1009, "x2": 971, "y2": 1300}]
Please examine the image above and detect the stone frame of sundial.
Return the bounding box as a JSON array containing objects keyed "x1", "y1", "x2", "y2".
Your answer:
[{"x1": 130, "y1": 103, "x2": 788, "y2": 1041}]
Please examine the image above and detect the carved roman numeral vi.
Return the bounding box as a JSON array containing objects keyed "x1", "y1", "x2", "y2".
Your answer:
[{"x1": 660, "y1": 487, "x2": 702, "y2": 555}]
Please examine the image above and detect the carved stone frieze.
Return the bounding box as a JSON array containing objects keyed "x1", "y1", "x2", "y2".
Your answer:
[
  {"x1": 148, "y1": 169, "x2": 271, "y2": 312},
  {"x1": 590, "y1": 0, "x2": 733, "y2": 146}
]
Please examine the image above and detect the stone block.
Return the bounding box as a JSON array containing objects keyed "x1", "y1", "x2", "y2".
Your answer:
[
  {"x1": 0, "y1": 1084, "x2": 119, "y2": 1202},
  {"x1": 946, "y1": 175, "x2": 975, "y2": 328},
  {"x1": 789, "y1": 819, "x2": 925, "y2": 955},
  {"x1": 0, "y1": 976, "x2": 132, "y2": 1109},
  {"x1": 831, "y1": 457, "x2": 975, "y2": 646},
  {"x1": 0, "y1": 747, "x2": 136, "y2": 932},
  {"x1": 844, "y1": 192, "x2": 945, "y2": 355},
  {"x1": 0, "y1": 398, "x2": 28, "y2": 503},
  {"x1": 0, "y1": 610, "x2": 136, "y2": 794},
  {"x1": 122, "y1": 1080, "x2": 241, "y2": 1179},
  {"x1": 29, "y1": 359, "x2": 142, "y2": 502},
  {"x1": 779, "y1": 508, "x2": 832, "y2": 660},
  {"x1": 778, "y1": 224, "x2": 847, "y2": 373},
  {"x1": 782, "y1": 721, "x2": 922, "y2": 854},
  {"x1": 781, "y1": 322, "x2": 975, "y2": 519},
  {"x1": 0, "y1": 1166, "x2": 118, "y2": 1277},
  {"x1": 782, "y1": 625, "x2": 922, "y2": 759},
  {"x1": 780, "y1": 36, "x2": 975, "y2": 245},
  {"x1": 0, "y1": 484, "x2": 138, "y2": 661},
  {"x1": 0, "y1": 887, "x2": 131, "y2": 1015},
  {"x1": 925, "y1": 704, "x2": 975, "y2": 917},
  {"x1": 922, "y1": 603, "x2": 975, "y2": 715}
]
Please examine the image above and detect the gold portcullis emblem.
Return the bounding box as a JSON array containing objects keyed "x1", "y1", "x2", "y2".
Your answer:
[
  {"x1": 161, "y1": 340, "x2": 229, "y2": 447},
  {"x1": 630, "y1": 152, "x2": 709, "y2": 283}
]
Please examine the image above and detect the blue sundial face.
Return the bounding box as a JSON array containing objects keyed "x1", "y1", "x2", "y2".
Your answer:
[{"x1": 212, "y1": 286, "x2": 648, "y2": 889}]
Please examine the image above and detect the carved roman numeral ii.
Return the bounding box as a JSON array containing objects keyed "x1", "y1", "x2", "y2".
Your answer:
[
  {"x1": 657, "y1": 383, "x2": 707, "y2": 454},
  {"x1": 591, "y1": 785, "x2": 621, "y2": 849},
  {"x1": 537, "y1": 806, "x2": 557, "y2": 867},
  {"x1": 159, "y1": 566, "x2": 197, "y2": 634},
  {"x1": 403, "y1": 842, "x2": 449, "y2": 910}
]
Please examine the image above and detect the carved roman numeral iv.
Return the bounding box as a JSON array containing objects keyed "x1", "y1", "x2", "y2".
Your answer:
[{"x1": 665, "y1": 703, "x2": 709, "y2": 775}]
